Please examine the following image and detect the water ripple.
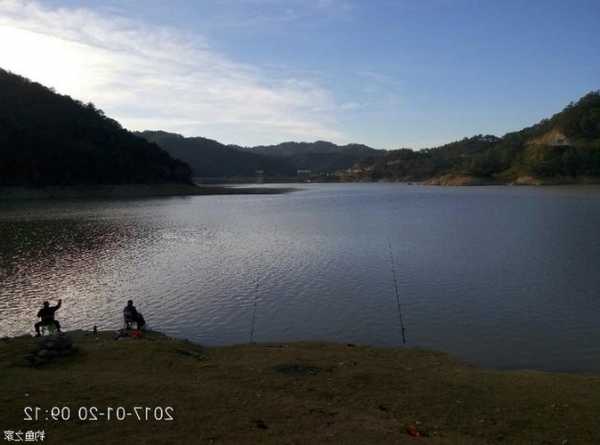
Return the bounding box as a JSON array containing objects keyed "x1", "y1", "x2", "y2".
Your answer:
[{"x1": 2, "y1": 185, "x2": 600, "y2": 372}]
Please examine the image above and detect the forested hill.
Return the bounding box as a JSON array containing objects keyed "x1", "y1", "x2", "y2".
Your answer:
[
  {"x1": 346, "y1": 92, "x2": 600, "y2": 183},
  {"x1": 240, "y1": 141, "x2": 385, "y2": 174},
  {"x1": 137, "y1": 131, "x2": 296, "y2": 178},
  {"x1": 0, "y1": 69, "x2": 192, "y2": 187},
  {"x1": 138, "y1": 132, "x2": 385, "y2": 178}
]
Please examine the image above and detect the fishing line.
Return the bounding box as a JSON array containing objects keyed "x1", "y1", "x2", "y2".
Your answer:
[
  {"x1": 387, "y1": 237, "x2": 407, "y2": 344},
  {"x1": 249, "y1": 274, "x2": 260, "y2": 343}
]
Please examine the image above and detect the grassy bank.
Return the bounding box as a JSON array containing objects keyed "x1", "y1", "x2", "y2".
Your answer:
[
  {"x1": 0, "y1": 184, "x2": 296, "y2": 200},
  {"x1": 1, "y1": 331, "x2": 599, "y2": 444}
]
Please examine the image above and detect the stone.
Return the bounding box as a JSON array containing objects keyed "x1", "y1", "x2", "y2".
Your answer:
[{"x1": 45, "y1": 341, "x2": 57, "y2": 349}]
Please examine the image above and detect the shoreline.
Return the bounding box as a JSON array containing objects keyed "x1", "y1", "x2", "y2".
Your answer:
[
  {"x1": 421, "y1": 174, "x2": 600, "y2": 186},
  {"x1": 0, "y1": 184, "x2": 297, "y2": 201},
  {"x1": 310, "y1": 175, "x2": 600, "y2": 186},
  {"x1": 2, "y1": 330, "x2": 599, "y2": 443},
  {"x1": 4, "y1": 179, "x2": 599, "y2": 200}
]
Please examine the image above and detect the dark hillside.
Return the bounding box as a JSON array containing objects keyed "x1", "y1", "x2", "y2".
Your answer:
[
  {"x1": 137, "y1": 131, "x2": 296, "y2": 178},
  {"x1": 349, "y1": 92, "x2": 600, "y2": 182},
  {"x1": 244, "y1": 140, "x2": 385, "y2": 174},
  {"x1": 139, "y1": 133, "x2": 384, "y2": 178},
  {"x1": 0, "y1": 69, "x2": 192, "y2": 187}
]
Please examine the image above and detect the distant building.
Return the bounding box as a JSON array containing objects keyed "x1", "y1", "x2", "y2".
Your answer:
[{"x1": 297, "y1": 169, "x2": 312, "y2": 176}]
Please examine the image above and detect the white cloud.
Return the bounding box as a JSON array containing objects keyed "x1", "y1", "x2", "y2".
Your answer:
[
  {"x1": 0, "y1": 0, "x2": 344, "y2": 145},
  {"x1": 208, "y1": 0, "x2": 354, "y2": 27},
  {"x1": 340, "y1": 101, "x2": 362, "y2": 111}
]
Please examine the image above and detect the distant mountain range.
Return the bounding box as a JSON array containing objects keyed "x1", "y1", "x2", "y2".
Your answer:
[
  {"x1": 241, "y1": 141, "x2": 385, "y2": 175},
  {"x1": 0, "y1": 68, "x2": 192, "y2": 187},
  {"x1": 344, "y1": 92, "x2": 600, "y2": 185},
  {"x1": 136, "y1": 131, "x2": 296, "y2": 178},
  {"x1": 137, "y1": 131, "x2": 385, "y2": 178},
  {"x1": 141, "y1": 93, "x2": 600, "y2": 184},
  {"x1": 2, "y1": 66, "x2": 598, "y2": 187}
]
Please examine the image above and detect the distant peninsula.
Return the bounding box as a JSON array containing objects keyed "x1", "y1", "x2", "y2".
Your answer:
[{"x1": 339, "y1": 92, "x2": 600, "y2": 185}]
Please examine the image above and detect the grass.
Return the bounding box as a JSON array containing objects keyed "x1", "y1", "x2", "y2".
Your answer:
[{"x1": 1, "y1": 331, "x2": 600, "y2": 444}]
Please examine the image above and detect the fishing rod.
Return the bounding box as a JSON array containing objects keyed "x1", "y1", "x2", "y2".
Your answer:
[
  {"x1": 387, "y1": 238, "x2": 407, "y2": 344},
  {"x1": 249, "y1": 274, "x2": 260, "y2": 344}
]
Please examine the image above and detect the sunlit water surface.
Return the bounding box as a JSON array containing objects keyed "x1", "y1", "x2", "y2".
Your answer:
[{"x1": 2, "y1": 184, "x2": 600, "y2": 372}]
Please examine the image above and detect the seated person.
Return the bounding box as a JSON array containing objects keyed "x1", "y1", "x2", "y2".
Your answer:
[
  {"x1": 123, "y1": 300, "x2": 146, "y2": 330},
  {"x1": 34, "y1": 299, "x2": 62, "y2": 337}
]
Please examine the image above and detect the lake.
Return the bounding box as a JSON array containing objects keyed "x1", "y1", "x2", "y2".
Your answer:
[{"x1": 2, "y1": 184, "x2": 600, "y2": 372}]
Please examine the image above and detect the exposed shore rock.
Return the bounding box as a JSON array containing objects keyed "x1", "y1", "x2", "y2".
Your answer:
[
  {"x1": 422, "y1": 175, "x2": 502, "y2": 186},
  {"x1": 23, "y1": 334, "x2": 77, "y2": 367},
  {"x1": 512, "y1": 175, "x2": 600, "y2": 186}
]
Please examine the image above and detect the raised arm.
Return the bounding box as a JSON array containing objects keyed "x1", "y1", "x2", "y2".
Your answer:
[{"x1": 54, "y1": 299, "x2": 62, "y2": 310}]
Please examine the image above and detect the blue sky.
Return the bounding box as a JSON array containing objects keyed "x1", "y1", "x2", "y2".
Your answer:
[{"x1": 1, "y1": 0, "x2": 598, "y2": 148}]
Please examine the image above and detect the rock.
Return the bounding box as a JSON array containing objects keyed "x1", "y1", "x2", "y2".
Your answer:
[
  {"x1": 55, "y1": 336, "x2": 73, "y2": 347},
  {"x1": 37, "y1": 349, "x2": 49, "y2": 358},
  {"x1": 45, "y1": 341, "x2": 57, "y2": 349},
  {"x1": 57, "y1": 342, "x2": 72, "y2": 351},
  {"x1": 28, "y1": 334, "x2": 76, "y2": 366}
]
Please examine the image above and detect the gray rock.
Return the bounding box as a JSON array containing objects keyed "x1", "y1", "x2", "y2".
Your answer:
[{"x1": 37, "y1": 349, "x2": 49, "y2": 358}]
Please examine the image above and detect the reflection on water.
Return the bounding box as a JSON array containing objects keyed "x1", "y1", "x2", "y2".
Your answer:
[{"x1": 2, "y1": 184, "x2": 600, "y2": 372}]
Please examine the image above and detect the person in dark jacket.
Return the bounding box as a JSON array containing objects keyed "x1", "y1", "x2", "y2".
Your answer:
[
  {"x1": 34, "y1": 299, "x2": 62, "y2": 336},
  {"x1": 123, "y1": 300, "x2": 146, "y2": 330}
]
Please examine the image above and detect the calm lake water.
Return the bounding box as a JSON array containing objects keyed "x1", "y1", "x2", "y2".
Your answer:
[{"x1": 2, "y1": 184, "x2": 600, "y2": 372}]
